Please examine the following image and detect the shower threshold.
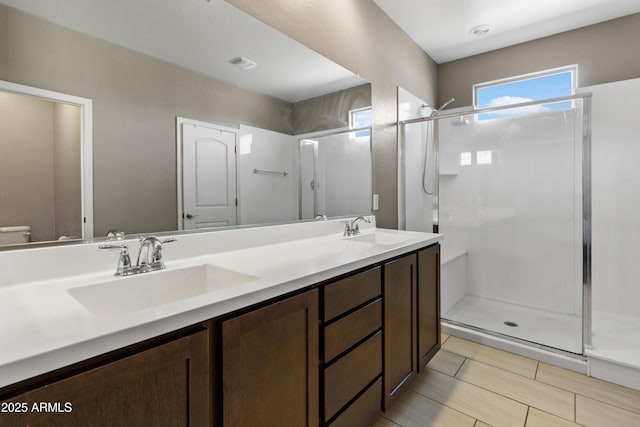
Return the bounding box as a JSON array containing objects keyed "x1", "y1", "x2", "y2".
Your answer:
[{"x1": 442, "y1": 319, "x2": 587, "y2": 374}]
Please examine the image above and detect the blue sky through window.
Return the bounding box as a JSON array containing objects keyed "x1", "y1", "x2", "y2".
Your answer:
[
  {"x1": 350, "y1": 107, "x2": 371, "y2": 138},
  {"x1": 476, "y1": 70, "x2": 573, "y2": 120}
]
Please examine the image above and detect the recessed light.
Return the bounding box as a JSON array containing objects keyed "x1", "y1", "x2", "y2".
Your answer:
[
  {"x1": 229, "y1": 56, "x2": 258, "y2": 70},
  {"x1": 469, "y1": 25, "x2": 490, "y2": 36}
]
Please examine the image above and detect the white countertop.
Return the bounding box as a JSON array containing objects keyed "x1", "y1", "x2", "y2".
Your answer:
[{"x1": 0, "y1": 218, "x2": 441, "y2": 388}]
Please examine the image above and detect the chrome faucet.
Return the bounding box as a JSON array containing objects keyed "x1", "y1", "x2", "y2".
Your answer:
[
  {"x1": 342, "y1": 216, "x2": 371, "y2": 236},
  {"x1": 136, "y1": 236, "x2": 177, "y2": 271},
  {"x1": 100, "y1": 236, "x2": 176, "y2": 276}
]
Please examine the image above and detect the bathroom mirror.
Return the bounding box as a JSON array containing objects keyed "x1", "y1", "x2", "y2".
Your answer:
[{"x1": 0, "y1": 0, "x2": 372, "y2": 248}]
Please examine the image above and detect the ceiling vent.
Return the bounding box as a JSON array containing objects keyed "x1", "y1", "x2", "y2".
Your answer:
[{"x1": 229, "y1": 56, "x2": 258, "y2": 70}]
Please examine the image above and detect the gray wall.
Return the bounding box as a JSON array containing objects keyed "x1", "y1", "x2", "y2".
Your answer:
[
  {"x1": 227, "y1": 0, "x2": 438, "y2": 228},
  {"x1": 292, "y1": 84, "x2": 371, "y2": 135},
  {"x1": 0, "y1": 4, "x2": 293, "y2": 236},
  {"x1": 438, "y1": 13, "x2": 640, "y2": 108},
  {"x1": 0, "y1": 92, "x2": 80, "y2": 242},
  {"x1": 0, "y1": 92, "x2": 55, "y2": 241}
]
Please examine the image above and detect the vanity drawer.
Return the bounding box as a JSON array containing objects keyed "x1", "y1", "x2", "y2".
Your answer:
[
  {"x1": 324, "y1": 331, "x2": 382, "y2": 420},
  {"x1": 324, "y1": 267, "x2": 381, "y2": 321},
  {"x1": 324, "y1": 299, "x2": 381, "y2": 362},
  {"x1": 328, "y1": 378, "x2": 382, "y2": 427}
]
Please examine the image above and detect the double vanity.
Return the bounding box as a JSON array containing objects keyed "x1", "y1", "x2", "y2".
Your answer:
[{"x1": 0, "y1": 217, "x2": 441, "y2": 426}]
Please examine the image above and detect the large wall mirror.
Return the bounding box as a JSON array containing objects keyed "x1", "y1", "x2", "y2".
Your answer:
[{"x1": 0, "y1": 0, "x2": 372, "y2": 248}]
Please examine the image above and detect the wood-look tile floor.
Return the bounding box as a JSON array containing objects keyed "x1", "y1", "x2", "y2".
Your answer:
[{"x1": 375, "y1": 334, "x2": 640, "y2": 427}]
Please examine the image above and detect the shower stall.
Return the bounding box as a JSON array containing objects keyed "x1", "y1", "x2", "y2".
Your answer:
[{"x1": 400, "y1": 91, "x2": 591, "y2": 359}]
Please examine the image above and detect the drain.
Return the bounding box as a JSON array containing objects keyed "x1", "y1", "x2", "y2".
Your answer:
[{"x1": 504, "y1": 321, "x2": 518, "y2": 327}]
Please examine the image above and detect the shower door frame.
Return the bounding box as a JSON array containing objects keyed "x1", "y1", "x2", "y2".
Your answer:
[
  {"x1": 400, "y1": 93, "x2": 593, "y2": 354},
  {"x1": 297, "y1": 126, "x2": 374, "y2": 219}
]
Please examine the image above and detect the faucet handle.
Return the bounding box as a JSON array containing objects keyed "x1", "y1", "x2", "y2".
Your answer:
[
  {"x1": 138, "y1": 236, "x2": 177, "y2": 245},
  {"x1": 99, "y1": 244, "x2": 132, "y2": 276},
  {"x1": 151, "y1": 237, "x2": 177, "y2": 268},
  {"x1": 99, "y1": 243, "x2": 129, "y2": 251},
  {"x1": 340, "y1": 220, "x2": 351, "y2": 236}
]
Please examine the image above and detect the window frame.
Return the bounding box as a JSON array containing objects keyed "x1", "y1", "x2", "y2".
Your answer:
[
  {"x1": 473, "y1": 65, "x2": 578, "y2": 111},
  {"x1": 348, "y1": 106, "x2": 372, "y2": 139}
]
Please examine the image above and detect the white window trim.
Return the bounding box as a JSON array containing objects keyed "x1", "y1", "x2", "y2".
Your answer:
[{"x1": 348, "y1": 106, "x2": 372, "y2": 129}]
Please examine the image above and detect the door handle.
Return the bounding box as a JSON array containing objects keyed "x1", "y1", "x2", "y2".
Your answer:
[{"x1": 185, "y1": 213, "x2": 199, "y2": 219}]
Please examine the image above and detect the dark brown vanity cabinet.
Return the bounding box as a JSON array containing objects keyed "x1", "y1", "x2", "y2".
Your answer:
[
  {"x1": 383, "y1": 253, "x2": 418, "y2": 407},
  {"x1": 0, "y1": 329, "x2": 211, "y2": 427},
  {"x1": 383, "y1": 244, "x2": 441, "y2": 408},
  {"x1": 0, "y1": 242, "x2": 440, "y2": 427},
  {"x1": 220, "y1": 289, "x2": 319, "y2": 427},
  {"x1": 417, "y1": 244, "x2": 441, "y2": 369},
  {"x1": 321, "y1": 267, "x2": 383, "y2": 427}
]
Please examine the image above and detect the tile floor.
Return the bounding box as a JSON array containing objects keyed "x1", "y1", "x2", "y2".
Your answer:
[{"x1": 375, "y1": 334, "x2": 640, "y2": 427}]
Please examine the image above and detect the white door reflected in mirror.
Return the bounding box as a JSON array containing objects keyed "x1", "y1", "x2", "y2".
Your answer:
[{"x1": 181, "y1": 120, "x2": 238, "y2": 230}]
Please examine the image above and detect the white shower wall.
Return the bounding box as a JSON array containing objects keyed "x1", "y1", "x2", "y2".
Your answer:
[
  {"x1": 579, "y1": 78, "x2": 640, "y2": 318},
  {"x1": 314, "y1": 131, "x2": 372, "y2": 217},
  {"x1": 298, "y1": 128, "x2": 372, "y2": 219},
  {"x1": 579, "y1": 78, "x2": 640, "y2": 383},
  {"x1": 237, "y1": 124, "x2": 298, "y2": 225}
]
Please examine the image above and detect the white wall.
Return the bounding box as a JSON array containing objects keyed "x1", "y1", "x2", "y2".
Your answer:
[
  {"x1": 315, "y1": 131, "x2": 372, "y2": 217},
  {"x1": 579, "y1": 78, "x2": 640, "y2": 317},
  {"x1": 237, "y1": 125, "x2": 298, "y2": 225}
]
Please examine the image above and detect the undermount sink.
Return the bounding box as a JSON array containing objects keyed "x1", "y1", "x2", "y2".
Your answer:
[
  {"x1": 346, "y1": 231, "x2": 410, "y2": 246},
  {"x1": 67, "y1": 264, "x2": 259, "y2": 317}
]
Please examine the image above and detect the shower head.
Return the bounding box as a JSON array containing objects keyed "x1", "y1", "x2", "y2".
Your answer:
[{"x1": 430, "y1": 98, "x2": 455, "y2": 116}]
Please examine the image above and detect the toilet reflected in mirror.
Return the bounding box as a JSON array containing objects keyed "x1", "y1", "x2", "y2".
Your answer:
[{"x1": 0, "y1": 80, "x2": 94, "y2": 247}]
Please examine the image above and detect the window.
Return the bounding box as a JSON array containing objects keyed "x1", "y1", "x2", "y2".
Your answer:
[
  {"x1": 349, "y1": 107, "x2": 372, "y2": 138},
  {"x1": 474, "y1": 66, "x2": 576, "y2": 120}
]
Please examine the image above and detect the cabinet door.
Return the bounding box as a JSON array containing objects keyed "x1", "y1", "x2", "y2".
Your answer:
[
  {"x1": 222, "y1": 289, "x2": 319, "y2": 427},
  {"x1": 383, "y1": 253, "x2": 417, "y2": 408},
  {"x1": 418, "y1": 244, "x2": 441, "y2": 370},
  {"x1": 0, "y1": 329, "x2": 211, "y2": 427}
]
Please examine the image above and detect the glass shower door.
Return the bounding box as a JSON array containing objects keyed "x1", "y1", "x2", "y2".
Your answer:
[
  {"x1": 438, "y1": 98, "x2": 586, "y2": 354},
  {"x1": 299, "y1": 129, "x2": 372, "y2": 219}
]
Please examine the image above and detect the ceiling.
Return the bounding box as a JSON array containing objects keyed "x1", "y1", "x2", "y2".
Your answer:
[
  {"x1": 373, "y1": 0, "x2": 640, "y2": 63},
  {"x1": 0, "y1": 0, "x2": 365, "y2": 102}
]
